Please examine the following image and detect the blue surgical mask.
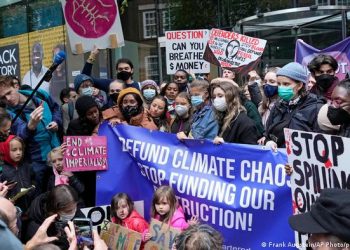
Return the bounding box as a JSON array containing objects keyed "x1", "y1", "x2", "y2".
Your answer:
[
  {"x1": 278, "y1": 86, "x2": 294, "y2": 101},
  {"x1": 175, "y1": 105, "x2": 189, "y2": 116},
  {"x1": 191, "y1": 95, "x2": 203, "y2": 107},
  {"x1": 143, "y1": 89, "x2": 156, "y2": 100},
  {"x1": 263, "y1": 84, "x2": 278, "y2": 98},
  {"x1": 81, "y1": 87, "x2": 93, "y2": 96}
]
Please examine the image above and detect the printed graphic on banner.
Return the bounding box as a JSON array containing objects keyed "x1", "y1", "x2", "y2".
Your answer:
[
  {"x1": 63, "y1": 136, "x2": 108, "y2": 172},
  {"x1": 144, "y1": 219, "x2": 180, "y2": 250},
  {"x1": 284, "y1": 128, "x2": 349, "y2": 248},
  {"x1": 295, "y1": 38, "x2": 350, "y2": 80},
  {"x1": 165, "y1": 29, "x2": 210, "y2": 74},
  {"x1": 97, "y1": 123, "x2": 295, "y2": 249},
  {"x1": 0, "y1": 44, "x2": 20, "y2": 77},
  {"x1": 60, "y1": 0, "x2": 125, "y2": 53},
  {"x1": 203, "y1": 28, "x2": 266, "y2": 69},
  {"x1": 100, "y1": 220, "x2": 142, "y2": 250}
]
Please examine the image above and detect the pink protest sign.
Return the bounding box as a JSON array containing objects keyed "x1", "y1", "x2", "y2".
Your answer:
[{"x1": 63, "y1": 136, "x2": 108, "y2": 172}]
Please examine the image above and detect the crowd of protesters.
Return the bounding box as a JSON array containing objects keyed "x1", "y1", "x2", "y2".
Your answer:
[{"x1": 0, "y1": 45, "x2": 349, "y2": 249}]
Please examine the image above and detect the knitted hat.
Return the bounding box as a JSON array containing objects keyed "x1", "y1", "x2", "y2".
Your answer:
[
  {"x1": 0, "y1": 135, "x2": 18, "y2": 166},
  {"x1": 317, "y1": 104, "x2": 340, "y2": 132},
  {"x1": 117, "y1": 87, "x2": 142, "y2": 106},
  {"x1": 75, "y1": 95, "x2": 98, "y2": 117},
  {"x1": 74, "y1": 74, "x2": 93, "y2": 91},
  {"x1": 140, "y1": 80, "x2": 158, "y2": 90},
  {"x1": 276, "y1": 62, "x2": 308, "y2": 84}
]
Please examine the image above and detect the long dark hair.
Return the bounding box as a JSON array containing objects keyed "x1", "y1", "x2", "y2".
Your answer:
[{"x1": 151, "y1": 186, "x2": 177, "y2": 224}]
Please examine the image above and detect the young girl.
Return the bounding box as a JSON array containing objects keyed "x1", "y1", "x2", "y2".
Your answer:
[
  {"x1": 148, "y1": 95, "x2": 169, "y2": 132},
  {"x1": 151, "y1": 185, "x2": 197, "y2": 231},
  {"x1": 46, "y1": 146, "x2": 85, "y2": 195},
  {"x1": 170, "y1": 92, "x2": 192, "y2": 135},
  {"x1": 160, "y1": 82, "x2": 179, "y2": 118},
  {"x1": 0, "y1": 135, "x2": 34, "y2": 211},
  {"x1": 111, "y1": 193, "x2": 149, "y2": 247}
]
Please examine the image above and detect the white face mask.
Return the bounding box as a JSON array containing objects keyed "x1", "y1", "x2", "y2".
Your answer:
[
  {"x1": 59, "y1": 209, "x2": 76, "y2": 221},
  {"x1": 213, "y1": 97, "x2": 227, "y2": 112}
]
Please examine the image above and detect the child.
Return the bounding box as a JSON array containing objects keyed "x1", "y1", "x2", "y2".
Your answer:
[
  {"x1": 111, "y1": 193, "x2": 149, "y2": 247},
  {"x1": 170, "y1": 92, "x2": 192, "y2": 135},
  {"x1": 151, "y1": 185, "x2": 197, "y2": 231},
  {"x1": 46, "y1": 146, "x2": 85, "y2": 195},
  {"x1": 0, "y1": 135, "x2": 34, "y2": 211}
]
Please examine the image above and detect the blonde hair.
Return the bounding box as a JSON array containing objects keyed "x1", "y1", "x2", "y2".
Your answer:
[
  {"x1": 47, "y1": 146, "x2": 62, "y2": 166},
  {"x1": 151, "y1": 186, "x2": 177, "y2": 224},
  {"x1": 211, "y1": 81, "x2": 245, "y2": 136}
]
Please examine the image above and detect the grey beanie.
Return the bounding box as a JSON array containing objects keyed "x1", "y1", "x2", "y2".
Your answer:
[{"x1": 276, "y1": 62, "x2": 308, "y2": 84}]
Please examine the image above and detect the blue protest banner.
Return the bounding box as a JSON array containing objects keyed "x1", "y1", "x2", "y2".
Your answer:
[{"x1": 97, "y1": 122, "x2": 296, "y2": 249}]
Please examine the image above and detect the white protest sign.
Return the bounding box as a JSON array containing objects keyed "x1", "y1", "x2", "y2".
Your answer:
[
  {"x1": 204, "y1": 28, "x2": 266, "y2": 69},
  {"x1": 284, "y1": 128, "x2": 349, "y2": 249},
  {"x1": 165, "y1": 29, "x2": 210, "y2": 74},
  {"x1": 60, "y1": 0, "x2": 125, "y2": 54}
]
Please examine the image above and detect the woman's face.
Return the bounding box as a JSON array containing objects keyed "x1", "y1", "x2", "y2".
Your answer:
[
  {"x1": 149, "y1": 98, "x2": 166, "y2": 118},
  {"x1": 86, "y1": 106, "x2": 100, "y2": 125},
  {"x1": 212, "y1": 87, "x2": 225, "y2": 99},
  {"x1": 122, "y1": 94, "x2": 138, "y2": 108},
  {"x1": 165, "y1": 83, "x2": 179, "y2": 100},
  {"x1": 264, "y1": 72, "x2": 278, "y2": 86},
  {"x1": 174, "y1": 96, "x2": 190, "y2": 107}
]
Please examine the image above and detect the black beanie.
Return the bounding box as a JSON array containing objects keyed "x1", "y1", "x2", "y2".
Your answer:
[{"x1": 75, "y1": 95, "x2": 98, "y2": 118}]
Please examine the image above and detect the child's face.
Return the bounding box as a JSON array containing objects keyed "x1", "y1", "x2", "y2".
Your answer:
[
  {"x1": 155, "y1": 197, "x2": 170, "y2": 216},
  {"x1": 116, "y1": 199, "x2": 130, "y2": 220},
  {"x1": 69, "y1": 91, "x2": 78, "y2": 102},
  {"x1": 9, "y1": 139, "x2": 22, "y2": 163},
  {"x1": 51, "y1": 151, "x2": 63, "y2": 172}
]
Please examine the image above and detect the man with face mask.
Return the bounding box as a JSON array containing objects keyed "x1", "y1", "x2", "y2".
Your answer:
[
  {"x1": 308, "y1": 54, "x2": 339, "y2": 101},
  {"x1": 81, "y1": 47, "x2": 141, "y2": 94},
  {"x1": 22, "y1": 42, "x2": 50, "y2": 93}
]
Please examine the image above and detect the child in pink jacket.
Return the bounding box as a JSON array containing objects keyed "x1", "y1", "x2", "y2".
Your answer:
[{"x1": 151, "y1": 185, "x2": 197, "y2": 231}]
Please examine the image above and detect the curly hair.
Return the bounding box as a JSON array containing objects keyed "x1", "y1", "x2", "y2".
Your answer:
[{"x1": 175, "y1": 224, "x2": 223, "y2": 250}]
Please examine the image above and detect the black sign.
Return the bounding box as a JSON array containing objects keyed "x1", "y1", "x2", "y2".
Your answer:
[{"x1": 0, "y1": 44, "x2": 20, "y2": 78}]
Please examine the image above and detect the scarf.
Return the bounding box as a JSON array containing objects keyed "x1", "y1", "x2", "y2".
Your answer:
[{"x1": 53, "y1": 167, "x2": 69, "y2": 186}]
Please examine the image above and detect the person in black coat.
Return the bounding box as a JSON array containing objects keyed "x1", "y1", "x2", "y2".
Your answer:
[
  {"x1": 211, "y1": 81, "x2": 259, "y2": 145},
  {"x1": 24, "y1": 185, "x2": 85, "y2": 249},
  {"x1": 260, "y1": 62, "x2": 325, "y2": 148}
]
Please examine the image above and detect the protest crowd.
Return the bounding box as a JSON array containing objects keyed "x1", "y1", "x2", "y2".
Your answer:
[{"x1": 0, "y1": 24, "x2": 350, "y2": 250}]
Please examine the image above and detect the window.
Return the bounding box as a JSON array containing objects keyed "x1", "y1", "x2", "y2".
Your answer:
[
  {"x1": 145, "y1": 55, "x2": 159, "y2": 81},
  {"x1": 315, "y1": 0, "x2": 330, "y2": 5},
  {"x1": 143, "y1": 11, "x2": 157, "y2": 39},
  {"x1": 162, "y1": 10, "x2": 170, "y2": 34},
  {"x1": 336, "y1": 0, "x2": 350, "y2": 5}
]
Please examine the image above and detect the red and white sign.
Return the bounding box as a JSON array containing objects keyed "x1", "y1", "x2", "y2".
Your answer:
[
  {"x1": 63, "y1": 136, "x2": 108, "y2": 172},
  {"x1": 60, "y1": 0, "x2": 124, "y2": 53},
  {"x1": 204, "y1": 28, "x2": 266, "y2": 69},
  {"x1": 165, "y1": 29, "x2": 210, "y2": 74}
]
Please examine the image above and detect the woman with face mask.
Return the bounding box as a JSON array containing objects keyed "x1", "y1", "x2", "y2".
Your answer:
[
  {"x1": 259, "y1": 67, "x2": 280, "y2": 128},
  {"x1": 140, "y1": 80, "x2": 159, "y2": 108},
  {"x1": 212, "y1": 81, "x2": 259, "y2": 145},
  {"x1": 323, "y1": 79, "x2": 350, "y2": 137},
  {"x1": 259, "y1": 62, "x2": 325, "y2": 149},
  {"x1": 177, "y1": 80, "x2": 219, "y2": 140},
  {"x1": 116, "y1": 88, "x2": 157, "y2": 130},
  {"x1": 25, "y1": 185, "x2": 85, "y2": 249},
  {"x1": 170, "y1": 92, "x2": 192, "y2": 135}
]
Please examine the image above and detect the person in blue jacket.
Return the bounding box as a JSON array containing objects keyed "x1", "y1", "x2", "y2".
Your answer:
[{"x1": 0, "y1": 76, "x2": 62, "y2": 193}]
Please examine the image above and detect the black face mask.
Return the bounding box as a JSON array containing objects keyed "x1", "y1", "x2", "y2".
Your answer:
[
  {"x1": 109, "y1": 93, "x2": 119, "y2": 103},
  {"x1": 121, "y1": 105, "x2": 141, "y2": 121},
  {"x1": 327, "y1": 106, "x2": 350, "y2": 125},
  {"x1": 117, "y1": 71, "x2": 132, "y2": 81},
  {"x1": 315, "y1": 74, "x2": 336, "y2": 92}
]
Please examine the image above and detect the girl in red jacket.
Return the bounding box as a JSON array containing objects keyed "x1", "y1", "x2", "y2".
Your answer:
[{"x1": 110, "y1": 193, "x2": 150, "y2": 246}]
